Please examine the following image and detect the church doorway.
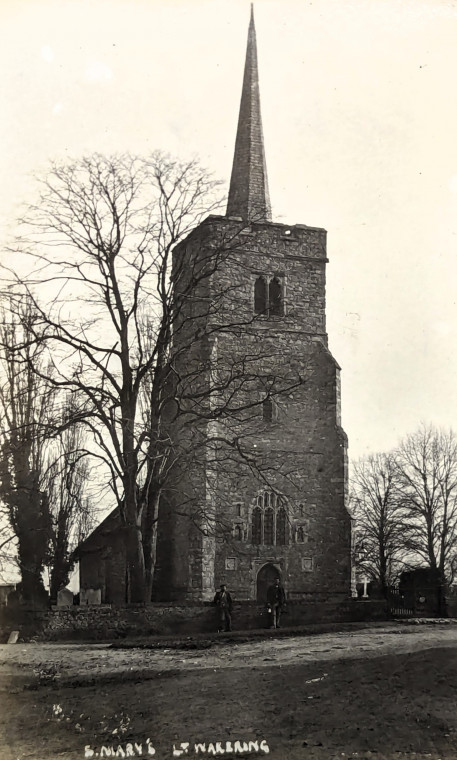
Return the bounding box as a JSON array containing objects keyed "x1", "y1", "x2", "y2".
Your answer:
[{"x1": 256, "y1": 563, "x2": 280, "y2": 603}]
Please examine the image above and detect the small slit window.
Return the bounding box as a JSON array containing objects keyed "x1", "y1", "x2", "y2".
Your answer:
[{"x1": 263, "y1": 397, "x2": 273, "y2": 422}]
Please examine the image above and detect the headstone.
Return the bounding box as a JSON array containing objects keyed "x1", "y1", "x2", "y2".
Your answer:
[
  {"x1": 7, "y1": 630, "x2": 19, "y2": 644},
  {"x1": 57, "y1": 588, "x2": 74, "y2": 607},
  {"x1": 80, "y1": 588, "x2": 102, "y2": 606}
]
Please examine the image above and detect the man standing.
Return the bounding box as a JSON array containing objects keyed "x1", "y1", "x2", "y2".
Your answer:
[
  {"x1": 213, "y1": 583, "x2": 233, "y2": 632},
  {"x1": 266, "y1": 578, "x2": 286, "y2": 629}
]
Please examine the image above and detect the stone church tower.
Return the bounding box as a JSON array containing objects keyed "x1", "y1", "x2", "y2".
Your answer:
[{"x1": 153, "y1": 7, "x2": 352, "y2": 604}]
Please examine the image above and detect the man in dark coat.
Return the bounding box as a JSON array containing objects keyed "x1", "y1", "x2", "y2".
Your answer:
[
  {"x1": 266, "y1": 578, "x2": 286, "y2": 629},
  {"x1": 213, "y1": 583, "x2": 233, "y2": 632}
]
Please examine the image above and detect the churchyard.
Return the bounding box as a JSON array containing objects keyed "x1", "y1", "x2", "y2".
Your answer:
[{"x1": 1, "y1": 622, "x2": 457, "y2": 760}]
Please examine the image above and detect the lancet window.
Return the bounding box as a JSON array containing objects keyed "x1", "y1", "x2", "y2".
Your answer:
[
  {"x1": 254, "y1": 276, "x2": 268, "y2": 314},
  {"x1": 269, "y1": 277, "x2": 283, "y2": 316}
]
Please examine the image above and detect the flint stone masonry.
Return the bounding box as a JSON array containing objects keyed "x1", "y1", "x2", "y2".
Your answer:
[
  {"x1": 0, "y1": 600, "x2": 389, "y2": 642},
  {"x1": 156, "y1": 215, "x2": 351, "y2": 602}
]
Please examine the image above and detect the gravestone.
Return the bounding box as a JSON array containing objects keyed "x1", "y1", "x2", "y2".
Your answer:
[
  {"x1": 57, "y1": 588, "x2": 74, "y2": 607},
  {"x1": 7, "y1": 630, "x2": 19, "y2": 644},
  {"x1": 80, "y1": 588, "x2": 101, "y2": 606}
]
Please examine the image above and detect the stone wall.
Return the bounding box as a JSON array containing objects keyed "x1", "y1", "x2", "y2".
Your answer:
[
  {"x1": 161, "y1": 215, "x2": 351, "y2": 601},
  {"x1": 0, "y1": 600, "x2": 388, "y2": 643}
]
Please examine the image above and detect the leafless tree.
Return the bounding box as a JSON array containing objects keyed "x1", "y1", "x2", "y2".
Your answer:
[
  {"x1": 43, "y1": 418, "x2": 95, "y2": 602},
  {"x1": 395, "y1": 424, "x2": 457, "y2": 604},
  {"x1": 4, "y1": 152, "x2": 308, "y2": 602},
  {"x1": 351, "y1": 453, "x2": 407, "y2": 593}
]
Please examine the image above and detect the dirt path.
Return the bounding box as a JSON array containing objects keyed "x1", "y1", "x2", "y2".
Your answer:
[
  {"x1": 1, "y1": 623, "x2": 457, "y2": 680},
  {"x1": 1, "y1": 624, "x2": 457, "y2": 760}
]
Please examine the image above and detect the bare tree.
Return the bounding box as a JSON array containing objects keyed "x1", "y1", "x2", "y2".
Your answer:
[
  {"x1": 4, "y1": 152, "x2": 307, "y2": 602},
  {"x1": 395, "y1": 424, "x2": 457, "y2": 608},
  {"x1": 43, "y1": 418, "x2": 95, "y2": 602},
  {"x1": 351, "y1": 453, "x2": 407, "y2": 594}
]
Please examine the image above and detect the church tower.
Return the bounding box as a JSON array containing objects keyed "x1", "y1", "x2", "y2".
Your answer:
[{"x1": 154, "y1": 7, "x2": 351, "y2": 603}]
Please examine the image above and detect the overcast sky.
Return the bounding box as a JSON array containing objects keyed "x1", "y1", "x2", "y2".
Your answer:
[{"x1": 2, "y1": 0, "x2": 457, "y2": 461}]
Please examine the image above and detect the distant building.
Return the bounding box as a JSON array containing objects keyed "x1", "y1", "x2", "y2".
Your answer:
[{"x1": 77, "y1": 8, "x2": 352, "y2": 605}]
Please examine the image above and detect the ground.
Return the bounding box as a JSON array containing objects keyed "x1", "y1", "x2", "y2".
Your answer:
[{"x1": 1, "y1": 622, "x2": 457, "y2": 760}]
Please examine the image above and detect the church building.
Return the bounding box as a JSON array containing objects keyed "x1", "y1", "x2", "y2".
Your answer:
[{"x1": 77, "y1": 8, "x2": 352, "y2": 605}]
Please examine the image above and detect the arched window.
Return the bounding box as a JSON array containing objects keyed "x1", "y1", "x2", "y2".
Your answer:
[
  {"x1": 252, "y1": 507, "x2": 262, "y2": 544},
  {"x1": 264, "y1": 508, "x2": 274, "y2": 545},
  {"x1": 297, "y1": 526, "x2": 305, "y2": 543},
  {"x1": 250, "y1": 491, "x2": 288, "y2": 546},
  {"x1": 269, "y1": 277, "x2": 283, "y2": 316},
  {"x1": 277, "y1": 507, "x2": 287, "y2": 545},
  {"x1": 299, "y1": 503, "x2": 304, "y2": 518},
  {"x1": 234, "y1": 524, "x2": 243, "y2": 541},
  {"x1": 254, "y1": 277, "x2": 268, "y2": 314}
]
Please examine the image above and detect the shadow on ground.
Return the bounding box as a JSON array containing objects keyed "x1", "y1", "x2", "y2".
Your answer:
[{"x1": 1, "y1": 644, "x2": 457, "y2": 760}]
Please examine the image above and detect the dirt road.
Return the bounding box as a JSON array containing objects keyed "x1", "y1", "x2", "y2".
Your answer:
[{"x1": 1, "y1": 623, "x2": 457, "y2": 760}]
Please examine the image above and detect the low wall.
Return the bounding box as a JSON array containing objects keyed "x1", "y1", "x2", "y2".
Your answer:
[{"x1": 0, "y1": 598, "x2": 388, "y2": 642}]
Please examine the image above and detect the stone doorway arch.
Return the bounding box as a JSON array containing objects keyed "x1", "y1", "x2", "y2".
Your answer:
[{"x1": 256, "y1": 563, "x2": 281, "y2": 603}]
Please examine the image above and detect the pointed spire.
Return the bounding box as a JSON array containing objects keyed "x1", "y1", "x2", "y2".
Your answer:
[{"x1": 226, "y1": 5, "x2": 272, "y2": 222}]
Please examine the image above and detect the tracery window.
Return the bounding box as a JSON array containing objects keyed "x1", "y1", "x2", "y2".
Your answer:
[{"x1": 249, "y1": 491, "x2": 288, "y2": 546}]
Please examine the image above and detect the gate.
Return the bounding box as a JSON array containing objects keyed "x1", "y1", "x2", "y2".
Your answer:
[{"x1": 386, "y1": 588, "x2": 415, "y2": 618}]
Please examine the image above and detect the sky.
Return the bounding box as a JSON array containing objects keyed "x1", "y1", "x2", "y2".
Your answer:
[{"x1": 2, "y1": 0, "x2": 457, "y2": 461}]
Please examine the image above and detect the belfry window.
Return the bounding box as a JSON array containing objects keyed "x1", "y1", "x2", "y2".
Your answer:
[
  {"x1": 254, "y1": 276, "x2": 268, "y2": 314},
  {"x1": 254, "y1": 275, "x2": 284, "y2": 317},
  {"x1": 269, "y1": 277, "x2": 283, "y2": 316}
]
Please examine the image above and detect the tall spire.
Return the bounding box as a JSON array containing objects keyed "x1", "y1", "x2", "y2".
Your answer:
[{"x1": 226, "y1": 5, "x2": 272, "y2": 222}]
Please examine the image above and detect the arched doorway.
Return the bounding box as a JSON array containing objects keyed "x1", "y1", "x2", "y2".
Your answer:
[{"x1": 256, "y1": 563, "x2": 280, "y2": 603}]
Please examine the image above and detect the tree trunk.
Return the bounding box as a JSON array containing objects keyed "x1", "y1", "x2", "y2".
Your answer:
[
  {"x1": 143, "y1": 489, "x2": 161, "y2": 602},
  {"x1": 125, "y1": 522, "x2": 146, "y2": 603}
]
